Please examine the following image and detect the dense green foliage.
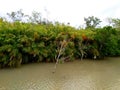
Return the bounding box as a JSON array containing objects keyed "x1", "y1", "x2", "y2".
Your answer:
[{"x1": 0, "y1": 17, "x2": 120, "y2": 68}]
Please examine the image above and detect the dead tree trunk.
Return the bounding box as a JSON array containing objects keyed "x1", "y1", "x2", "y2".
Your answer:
[{"x1": 53, "y1": 39, "x2": 68, "y2": 73}]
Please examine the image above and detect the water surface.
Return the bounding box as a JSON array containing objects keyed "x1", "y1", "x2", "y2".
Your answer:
[{"x1": 0, "y1": 57, "x2": 120, "y2": 90}]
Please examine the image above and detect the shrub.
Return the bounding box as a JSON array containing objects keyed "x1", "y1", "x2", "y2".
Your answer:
[{"x1": 0, "y1": 20, "x2": 120, "y2": 68}]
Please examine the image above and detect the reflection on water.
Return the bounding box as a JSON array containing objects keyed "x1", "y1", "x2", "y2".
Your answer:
[{"x1": 0, "y1": 57, "x2": 120, "y2": 90}]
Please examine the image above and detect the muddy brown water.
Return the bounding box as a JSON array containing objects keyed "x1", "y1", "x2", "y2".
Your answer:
[{"x1": 0, "y1": 57, "x2": 120, "y2": 90}]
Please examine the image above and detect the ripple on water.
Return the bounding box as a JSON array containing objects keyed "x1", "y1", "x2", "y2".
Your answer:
[{"x1": 0, "y1": 58, "x2": 120, "y2": 90}]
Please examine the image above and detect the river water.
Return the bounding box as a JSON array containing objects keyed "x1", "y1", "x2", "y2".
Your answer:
[{"x1": 0, "y1": 57, "x2": 120, "y2": 90}]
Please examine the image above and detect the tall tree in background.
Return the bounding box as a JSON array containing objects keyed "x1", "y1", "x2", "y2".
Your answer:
[
  {"x1": 6, "y1": 9, "x2": 49, "y2": 24},
  {"x1": 106, "y1": 18, "x2": 120, "y2": 30},
  {"x1": 84, "y1": 16, "x2": 101, "y2": 29},
  {"x1": 111, "y1": 18, "x2": 120, "y2": 30},
  {"x1": 7, "y1": 9, "x2": 25, "y2": 22},
  {"x1": 28, "y1": 11, "x2": 42, "y2": 24}
]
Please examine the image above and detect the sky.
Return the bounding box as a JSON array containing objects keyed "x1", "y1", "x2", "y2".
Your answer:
[{"x1": 0, "y1": 0, "x2": 120, "y2": 27}]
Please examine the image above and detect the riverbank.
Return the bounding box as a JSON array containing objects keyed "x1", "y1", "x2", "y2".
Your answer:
[{"x1": 0, "y1": 19, "x2": 120, "y2": 68}]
